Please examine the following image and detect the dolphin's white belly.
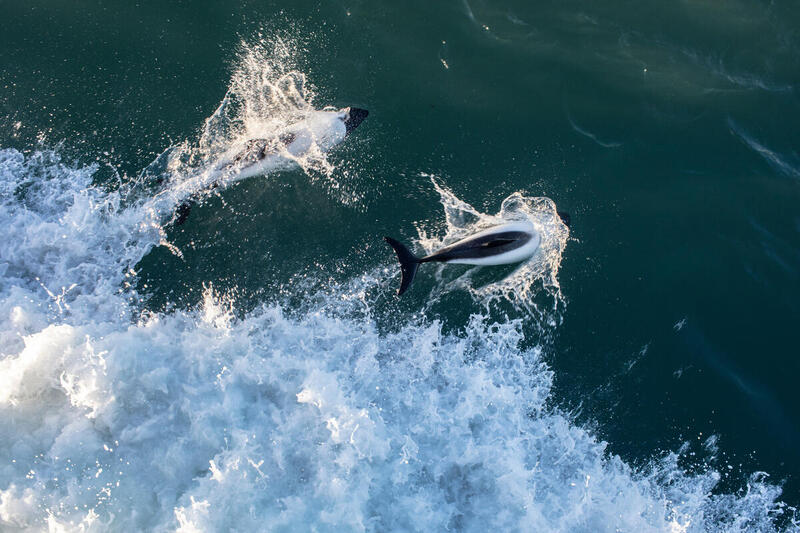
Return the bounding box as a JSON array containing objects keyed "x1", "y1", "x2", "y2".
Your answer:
[
  {"x1": 164, "y1": 106, "x2": 366, "y2": 226},
  {"x1": 289, "y1": 112, "x2": 347, "y2": 154},
  {"x1": 212, "y1": 110, "x2": 348, "y2": 184},
  {"x1": 228, "y1": 153, "x2": 285, "y2": 182}
]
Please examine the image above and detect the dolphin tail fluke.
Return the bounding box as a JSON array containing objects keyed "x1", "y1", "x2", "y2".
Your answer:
[
  {"x1": 344, "y1": 108, "x2": 369, "y2": 135},
  {"x1": 557, "y1": 211, "x2": 571, "y2": 228},
  {"x1": 384, "y1": 237, "x2": 421, "y2": 296}
]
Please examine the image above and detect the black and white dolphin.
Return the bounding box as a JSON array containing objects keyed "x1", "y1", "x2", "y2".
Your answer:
[
  {"x1": 214, "y1": 106, "x2": 369, "y2": 181},
  {"x1": 173, "y1": 107, "x2": 369, "y2": 225},
  {"x1": 384, "y1": 221, "x2": 541, "y2": 295}
]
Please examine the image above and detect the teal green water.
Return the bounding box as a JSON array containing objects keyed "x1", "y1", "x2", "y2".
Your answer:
[{"x1": 3, "y1": 0, "x2": 800, "y2": 513}]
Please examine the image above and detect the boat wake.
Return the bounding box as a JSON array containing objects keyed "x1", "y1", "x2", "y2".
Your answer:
[{"x1": 0, "y1": 35, "x2": 796, "y2": 533}]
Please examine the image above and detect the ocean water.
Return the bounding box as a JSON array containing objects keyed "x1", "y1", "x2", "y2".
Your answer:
[{"x1": 1, "y1": 1, "x2": 799, "y2": 531}]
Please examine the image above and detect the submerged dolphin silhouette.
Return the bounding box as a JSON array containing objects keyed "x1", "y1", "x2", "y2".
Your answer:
[
  {"x1": 173, "y1": 107, "x2": 368, "y2": 225},
  {"x1": 384, "y1": 221, "x2": 541, "y2": 295}
]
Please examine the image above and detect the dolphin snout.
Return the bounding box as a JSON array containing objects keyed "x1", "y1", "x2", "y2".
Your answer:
[{"x1": 344, "y1": 107, "x2": 369, "y2": 135}]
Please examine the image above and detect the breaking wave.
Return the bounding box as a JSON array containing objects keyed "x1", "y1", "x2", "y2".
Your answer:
[{"x1": 0, "y1": 146, "x2": 796, "y2": 531}]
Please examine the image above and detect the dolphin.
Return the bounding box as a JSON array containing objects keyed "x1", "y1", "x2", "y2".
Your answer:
[
  {"x1": 173, "y1": 107, "x2": 368, "y2": 225},
  {"x1": 384, "y1": 220, "x2": 541, "y2": 295}
]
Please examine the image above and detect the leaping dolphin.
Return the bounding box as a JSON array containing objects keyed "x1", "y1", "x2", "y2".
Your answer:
[
  {"x1": 384, "y1": 220, "x2": 541, "y2": 295},
  {"x1": 173, "y1": 107, "x2": 369, "y2": 225}
]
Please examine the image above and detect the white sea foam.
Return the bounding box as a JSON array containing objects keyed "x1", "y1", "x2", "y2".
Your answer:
[
  {"x1": 1, "y1": 144, "x2": 798, "y2": 532},
  {"x1": 135, "y1": 35, "x2": 357, "y2": 223}
]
